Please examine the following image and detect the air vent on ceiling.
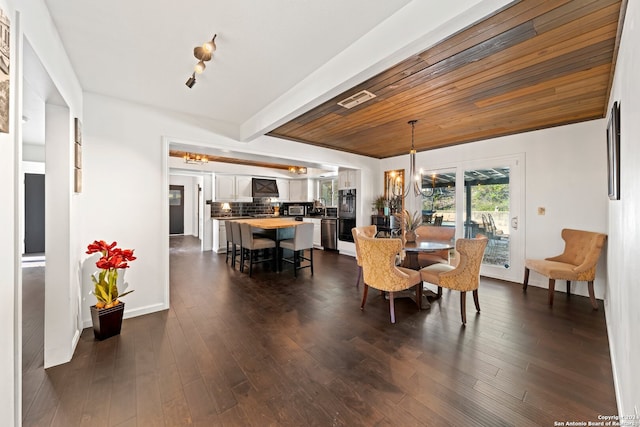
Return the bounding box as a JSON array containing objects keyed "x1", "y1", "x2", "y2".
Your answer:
[{"x1": 337, "y1": 90, "x2": 376, "y2": 109}]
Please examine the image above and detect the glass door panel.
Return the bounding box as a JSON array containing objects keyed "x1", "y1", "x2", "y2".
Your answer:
[
  {"x1": 420, "y1": 169, "x2": 456, "y2": 227},
  {"x1": 463, "y1": 167, "x2": 510, "y2": 267},
  {"x1": 461, "y1": 155, "x2": 523, "y2": 282}
]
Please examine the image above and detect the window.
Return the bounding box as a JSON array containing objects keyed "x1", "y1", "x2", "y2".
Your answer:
[
  {"x1": 420, "y1": 169, "x2": 456, "y2": 225},
  {"x1": 319, "y1": 178, "x2": 337, "y2": 206}
]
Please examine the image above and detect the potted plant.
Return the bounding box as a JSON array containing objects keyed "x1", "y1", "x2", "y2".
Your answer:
[
  {"x1": 86, "y1": 240, "x2": 136, "y2": 340},
  {"x1": 394, "y1": 209, "x2": 422, "y2": 242},
  {"x1": 373, "y1": 195, "x2": 387, "y2": 215}
]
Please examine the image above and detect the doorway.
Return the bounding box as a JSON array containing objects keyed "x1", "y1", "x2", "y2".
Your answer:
[{"x1": 169, "y1": 185, "x2": 185, "y2": 235}]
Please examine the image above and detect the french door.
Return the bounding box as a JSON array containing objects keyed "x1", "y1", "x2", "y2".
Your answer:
[{"x1": 459, "y1": 155, "x2": 524, "y2": 282}]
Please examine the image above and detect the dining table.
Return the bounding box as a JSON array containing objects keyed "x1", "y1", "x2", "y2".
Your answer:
[{"x1": 402, "y1": 239, "x2": 454, "y2": 270}]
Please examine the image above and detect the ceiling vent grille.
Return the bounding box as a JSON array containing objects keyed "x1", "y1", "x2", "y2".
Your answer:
[{"x1": 337, "y1": 90, "x2": 376, "y2": 109}]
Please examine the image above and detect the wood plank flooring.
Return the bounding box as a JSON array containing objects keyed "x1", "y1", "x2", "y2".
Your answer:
[{"x1": 23, "y1": 235, "x2": 617, "y2": 426}]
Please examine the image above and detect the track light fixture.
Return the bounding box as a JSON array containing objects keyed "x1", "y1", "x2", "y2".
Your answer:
[
  {"x1": 183, "y1": 153, "x2": 209, "y2": 165},
  {"x1": 185, "y1": 34, "x2": 217, "y2": 88},
  {"x1": 185, "y1": 73, "x2": 196, "y2": 88}
]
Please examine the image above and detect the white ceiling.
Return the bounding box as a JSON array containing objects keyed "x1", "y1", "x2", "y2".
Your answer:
[{"x1": 42, "y1": 0, "x2": 411, "y2": 133}]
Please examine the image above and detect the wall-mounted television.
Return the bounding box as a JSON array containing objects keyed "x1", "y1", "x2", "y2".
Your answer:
[{"x1": 607, "y1": 101, "x2": 621, "y2": 201}]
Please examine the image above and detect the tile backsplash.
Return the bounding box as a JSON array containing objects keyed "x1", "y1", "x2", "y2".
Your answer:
[{"x1": 211, "y1": 199, "x2": 275, "y2": 217}]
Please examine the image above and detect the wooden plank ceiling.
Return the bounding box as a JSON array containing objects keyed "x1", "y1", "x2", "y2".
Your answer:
[{"x1": 268, "y1": 0, "x2": 625, "y2": 159}]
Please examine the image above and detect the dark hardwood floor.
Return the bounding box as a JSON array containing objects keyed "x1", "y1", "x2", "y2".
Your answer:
[{"x1": 22, "y1": 236, "x2": 617, "y2": 426}]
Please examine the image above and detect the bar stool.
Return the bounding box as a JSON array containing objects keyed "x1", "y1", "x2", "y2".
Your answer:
[
  {"x1": 280, "y1": 222, "x2": 314, "y2": 277},
  {"x1": 225, "y1": 220, "x2": 235, "y2": 266},
  {"x1": 231, "y1": 221, "x2": 243, "y2": 269},
  {"x1": 239, "y1": 222, "x2": 276, "y2": 277}
]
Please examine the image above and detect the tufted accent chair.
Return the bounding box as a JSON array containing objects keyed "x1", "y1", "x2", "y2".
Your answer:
[
  {"x1": 420, "y1": 237, "x2": 488, "y2": 324},
  {"x1": 356, "y1": 234, "x2": 423, "y2": 323},
  {"x1": 352, "y1": 225, "x2": 377, "y2": 287},
  {"x1": 523, "y1": 228, "x2": 607, "y2": 309}
]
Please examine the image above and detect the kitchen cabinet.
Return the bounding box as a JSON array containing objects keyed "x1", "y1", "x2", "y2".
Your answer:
[
  {"x1": 215, "y1": 175, "x2": 252, "y2": 201},
  {"x1": 276, "y1": 179, "x2": 290, "y2": 202},
  {"x1": 213, "y1": 219, "x2": 227, "y2": 253},
  {"x1": 338, "y1": 170, "x2": 358, "y2": 190},
  {"x1": 303, "y1": 217, "x2": 322, "y2": 248},
  {"x1": 289, "y1": 179, "x2": 313, "y2": 202}
]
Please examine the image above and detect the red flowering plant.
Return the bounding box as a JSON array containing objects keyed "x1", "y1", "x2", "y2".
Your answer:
[{"x1": 86, "y1": 240, "x2": 136, "y2": 309}]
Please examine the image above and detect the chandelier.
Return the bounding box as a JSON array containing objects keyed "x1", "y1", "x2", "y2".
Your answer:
[
  {"x1": 403, "y1": 120, "x2": 433, "y2": 198},
  {"x1": 183, "y1": 153, "x2": 209, "y2": 165}
]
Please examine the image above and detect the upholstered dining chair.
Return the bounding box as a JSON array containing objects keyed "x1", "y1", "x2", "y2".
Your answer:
[
  {"x1": 230, "y1": 221, "x2": 243, "y2": 269},
  {"x1": 351, "y1": 225, "x2": 377, "y2": 287},
  {"x1": 239, "y1": 222, "x2": 276, "y2": 277},
  {"x1": 414, "y1": 224, "x2": 455, "y2": 268},
  {"x1": 523, "y1": 228, "x2": 607, "y2": 309},
  {"x1": 280, "y1": 222, "x2": 314, "y2": 277},
  {"x1": 357, "y1": 234, "x2": 423, "y2": 323},
  {"x1": 420, "y1": 237, "x2": 488, "y2": 325}
]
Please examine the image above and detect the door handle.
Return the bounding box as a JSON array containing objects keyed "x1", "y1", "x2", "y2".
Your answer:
[{"x1": 511, "y1": 216, "x2": 518, "y2": 230}]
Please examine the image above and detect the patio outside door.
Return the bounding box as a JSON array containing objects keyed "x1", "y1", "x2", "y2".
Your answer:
[{"x1": 461, "y1": 155, "x2": 524, "y2": 282}]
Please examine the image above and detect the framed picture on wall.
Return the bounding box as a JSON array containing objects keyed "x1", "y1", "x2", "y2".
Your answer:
[
  {"x1": 0, "y1": 7, "x2": 10, "y2": 134},
  {"x1": 606, "y1": 101, "x2": 620, "y2": 200},
  {"x1": 74, "y1": 168, "x2": 82, "y2": 193},
  {"x1": 74, "y1": 118, "x2": 82, "y2": 144}
]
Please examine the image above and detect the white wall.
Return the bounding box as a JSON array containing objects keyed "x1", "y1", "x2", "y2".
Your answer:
[
  {"x1": 80, "y1": 92, "x2": 379, "y2": 328},
  {"x1": 22, "y1": 142, "x2": 44, "y2": 161},
  {"x1": 169, "y1": 174, "x2": 198, "y2": 236},
  {"x1": 381, "y1": 120, "x2": 609, "y2": 297},
  {"x1": 605, "y1": 0, "x2": 640, "y2": 417}
]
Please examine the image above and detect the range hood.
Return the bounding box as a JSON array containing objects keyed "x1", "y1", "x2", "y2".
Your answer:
[{"x1": 251, "y1": 178, "x2": 279, "y2": 198}]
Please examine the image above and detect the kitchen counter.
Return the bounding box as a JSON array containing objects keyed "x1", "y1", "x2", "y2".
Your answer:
[
  {"x1": 211, "y1": 216, "x2": 253, "y2": 220},
  {"x1": 212, "y1": 215, "x2": 339, "y2": 221}
]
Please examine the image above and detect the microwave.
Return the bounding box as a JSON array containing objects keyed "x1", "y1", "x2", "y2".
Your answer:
[{"x1": 288, "y1": 205, "x2": 305, "y2": 216}]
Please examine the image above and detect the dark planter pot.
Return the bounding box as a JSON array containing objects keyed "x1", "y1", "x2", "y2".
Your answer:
[{"x1": 90, "y1": 302, "x2": 125, "y2": 340}]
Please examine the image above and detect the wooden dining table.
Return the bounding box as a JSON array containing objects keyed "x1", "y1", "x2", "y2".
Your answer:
[{"x1": 402, "y1": 239, "x2": 454, "y2": 270}]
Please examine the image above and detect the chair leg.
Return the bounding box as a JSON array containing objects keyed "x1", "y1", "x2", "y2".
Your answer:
[
  {"x1": 271, "y1": 248, "x2": 277, "y2": 271},
  {"x1": 473, "y1": 289, "x2": 480, "y2": 312},
  {"x1": 361, "y1": 284, "x2": 369, "y2": 310},
  {"x1": 249, "y1": 250, "x2": 254, "y2": 277},
  {"x1": 460, "y1": 291, "x2": 467, "y2": 324},
  {"x1": 293, "y1": 251, "x2": 299, "y2": 277},
  {"x1": 389, "y1": 291, "x2": 396, "y2": 324},
  {"x1": 415, "y1": 282, "x2": 423, "y2": 310},
  {"x1": 548, "y1": 278, "x2": 556, "y2": 306},
  {"x1": 588, "y1": 281, "x2": 599, "y2": 310},
  {"x1": 309, "y1": 248, "x2": 313, "y2": 275},
  {"x1": 240, "y1": 248, "x2": 245, "y2": 273},
  {"x1": 355, "y1": 266, "x2": 362, "y2": 288},
  {"x1": 225, "y1": 242, "x2": 230, "y2": 263},
  {"x1": 437, "y1": 286, "x2": 443, "y2": 298},
  {"x1": 566, "y1": 280, "x2": 571, "y2": 296},
  {"x1": 523, "y1": 267, "x2": 530, "y2": 291}
]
